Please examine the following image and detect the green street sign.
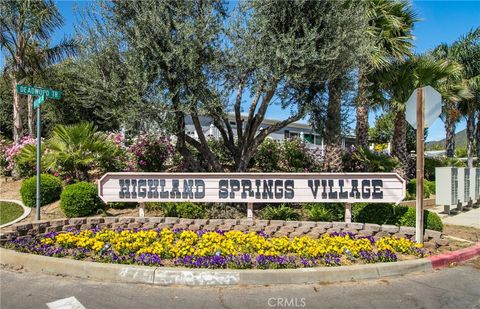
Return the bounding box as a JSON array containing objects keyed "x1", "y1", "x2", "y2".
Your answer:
[
  {"x1": 33, "y1": 94, "x2": 46, "y2": 109},
  {"x1": 16, "y1": 84, "x2": 62, "y2": 100}
]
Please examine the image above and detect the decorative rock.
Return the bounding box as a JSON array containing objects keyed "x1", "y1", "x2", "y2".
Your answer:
[
  {"x1": 357, "y1": 230, "x2": 374, "y2": 237},
  {"x1": 435, "y1": 238, "x2": 449, "y2": 246},
  {"x1": 80, "y1": 224, "x2": 93, "y2": 230},
  {"x1": 269, "y1": 220, "x2": 285, "y2": 227},
  {"x1": 234, "y1": 225, "x2": 248, "y2": 231},
  {"x1": 157, "y1": 223, "x2": 173, "y2": 229},
  {"x1": 86, "y1": 218, "x2": 104, "y2": 225},
  {"x1": 381, "y1": 225, "x2": 399, "y2": 233},
  {"x1": 62, "y1": 224, "x2": 78, "y2": 231},
  {"x1": 264, "y1": 226, "x2": 279, "y2": 234},
  {"x1": 393, "y1": 233, "x2": 408, "y2": 239},
  {"x1": 103, "y1": 217, "x2": 119, "y2": 224},
  {"x1": 179, "y1": 219, "x2": 194, "y2": 225},
  {"x1": 50, "y1": 219, "x2": 69, "y2": 227},
  {"x1": 285, "y1": 221, "x2": 300, "y2": 228},
  {"x1": 326, "y1": 228, "x2": 342, "y2": 234},
  {"x1": 217, "y1": 224, "x2": 234, "y2": 231},
  {"x1": 278, "y1": 226, "x2": 295, "y2": 233},
  {"x1": 15, "y1": 223, "x2": 32, "y2": 233},
  {"x1": 203, "y1": 225, "x2": 217, "y2": 231},
  {"x1": 289, "y1": 231, "x2": 305, "y2": 238},
  {"x1": 135, "y1": 217, "x2": 148, "y2": 223},
  {"x1": 148, "y1": 217, "x2": 165, "y2": 224},
  {"x1": 274, "y1": 231, "x2": 290, "y2": 238},
  {"x1": 423, "y1": 241, "x2": 437, "y2": 250},
  {"x1": 239, "y1": 219, "x2": 254, "y2": 226},
  {"x1": 299, "y1": 221, "x2": 316, "y2": 228},
  {"x1": 332, "y1": 222, "x2": 348, "y2": 229},
  {"x1": 164, "y1": 217, "x2": 179, "y2": 224},
  {"x1": 187, "y1": 225, "x2": 201, "y2": 232},
  {"x1": 193, "y1": 219, "x2": 208, "y2": 226},
  {"x1": 399, "y1": 226, "x2": 416, "y2": 236},
  {"x1": 363, "y1": 223, "x2": 381, "y2": 232},
  {"x1": 425, "y1": 229, "x2": 442, "y2": 240},
  {"x1": 310, "y1": 227, "x2": 326, "y2": 234},
  {"x1": 172, "y1": 224, "x2": 188, "y2": 230},
  {"x1": 247, "y1": 226, "x2": 263, "y2": 232},
  {"x1": 69, "y1": 218, "x2": 87, "y2": 225},
  {"x1": 346, "y1": 223, "x2": 364, "y2": 230},
  {"x1": 208, "y1": 219, "x2": 224, "y2": 226},
  {"x1": 128, "y1": 222, "x2": 142, "y2": 229},
  {"x1": 373, "y1": 231, "x2": 390, "y2": 240},
  {"x1": 254, "y1": 220, "x2": 269, "y2": 227},
  {"x1": 305, "y1": 231, "x2": 320, "y2": 239},
  {"x1": 294, "y1": 227, "x2": 312, "y2": 234},
  {"x1": 46, "y1": 226, "x2": 62, "y2": 233},
  {"x1": 223, "y1": 219, "x2": 239, "y2": 226},
  {"x1": 342, "y1": 228, "x2": 358, "y2": 235},
  {"x1": 316, "y1": 222, "x2": 332, "y2": 229}
]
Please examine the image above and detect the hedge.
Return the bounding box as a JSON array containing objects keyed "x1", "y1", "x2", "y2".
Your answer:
[
  {"x1": 60, "y1": 182, "x2": 104, "y2": 217},
  {"x1": 20, "y1": 174, "x2": 62, "y2": 207}
]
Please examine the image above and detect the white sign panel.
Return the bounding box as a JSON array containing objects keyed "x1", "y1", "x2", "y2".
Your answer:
[
  {"x1": 98, "y1": 173, "x2": 406, "y2": 204},
  {"x1": 406, "y1": 85, "x2": 442, "y2": 128}
]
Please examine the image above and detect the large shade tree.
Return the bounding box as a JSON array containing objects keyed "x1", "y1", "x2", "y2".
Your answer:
[
  {"x1": 84, "y1": 0, "x2": 369, "y2": 172},
  {"x1": 0, "y1": 0, "x2": 75, "y2": 141}
]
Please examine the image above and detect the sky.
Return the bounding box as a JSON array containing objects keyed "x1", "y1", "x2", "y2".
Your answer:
[{"x1": 34, "y1": 1, "x2": 480, "y2": 142}]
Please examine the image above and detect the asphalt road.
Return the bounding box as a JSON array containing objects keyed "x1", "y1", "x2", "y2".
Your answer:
[{"x1": 1, "y1": 262, "x2": 479, "y2": 309}]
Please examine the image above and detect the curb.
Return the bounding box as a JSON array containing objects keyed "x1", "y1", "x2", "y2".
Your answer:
[
  {"x1": 2, "y1": 245, "x2": 471, "y2": 286},
  {"x1": 428, "y1": 243, "x2": 480, "y2": 268},
  {"x1": 0, "y1": 199, "x2": 31, "y2": 229}
]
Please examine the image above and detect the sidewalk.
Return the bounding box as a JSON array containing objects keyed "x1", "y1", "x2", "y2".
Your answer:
[{"x1": 429, "y1": 205, "x2": 480, "y2": 228}]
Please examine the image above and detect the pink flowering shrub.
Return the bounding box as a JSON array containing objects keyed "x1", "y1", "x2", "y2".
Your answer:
[
  {"x1": 1, "y1": 135, "x2": 36, "y2": 177},
  {"x1": 129, "y1": 134, "x2": 174, "y2": 172}
]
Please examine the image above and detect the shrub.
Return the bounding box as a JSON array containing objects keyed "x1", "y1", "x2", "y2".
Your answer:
[
  {"x1": 343, "y1": 147, "x2": 399, "y2": 173},
  {"x1": 176, "y1": 202, "x2": 206, "y2": 219},
  {"x1": 306, "y1": 204, "x2": 333, "y2": 221},
  {"x1": 282, "y1": 138, "x2": 319, "y2": 172},
  {"x1": 398, "y1": 207, "x2": 443, "y2": 232},
  {"x1": 253, "y1": 138, "x2": 282, "y2": 172},
  {"x1": 60, "y1": 182, "x2": 104, "y2": 217},
  {"x1": 353, "y1": 203, "x2": 395, "y2": 225},
  {"x1": 20, "y1": 174, "x2": 62, "y2": 207},
  {"x1": 406, "y1": 179, "x2": 435, "y2": 200},
  {"x1": 261, "y1": 204, "x2": 300, "y2": 221},
  {"x1": 130, "y1": 134, "x2": 174, "y2": 172}
]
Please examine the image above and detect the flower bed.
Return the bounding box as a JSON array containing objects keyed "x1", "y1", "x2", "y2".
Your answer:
[{"x1": 2, "y1": 227, "x2": 428, "y2": 269}]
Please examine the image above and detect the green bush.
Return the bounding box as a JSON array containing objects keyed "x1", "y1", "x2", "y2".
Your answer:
[
  {"x1": 307, "y1": 204, "x2": 334, "y2": 221},
  {"x1": 20, "y1": 174, "x2": 62, "y2": 207},
  {"x1": 261, "y1": 204, "x2": 300, "y2": 221},
  {"x1": 176, "y1": 202, "x2": 206, "y2": 219},
  {"x1": 253, "y1": 138, "x2": 282, "y2": 172},
  {"x1": 60, "y1": 182, "x2": 104, "y2": 217},
  {"x1": 398, "y1": 207, "x2": 443, "y2": 232},
  {"x1": 353, "y1": 203, "x2": 395, "y2": 225},
  {"x1": 343, "y1": 147, "x2": 399, "y2": 173},
  {"x1": 406, "y1": 179, "x2": 435, "y2": 200},
  {"x1": 282, "y1": 138, "x2": 320, "y2": 172}
]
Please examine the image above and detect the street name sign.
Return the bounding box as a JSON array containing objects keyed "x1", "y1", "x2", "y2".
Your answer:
[
  {"x1": 98, "y1": 172, "x2": 406, "y2": 204},
  {"x1": 406, "y1": 85, "x2": 441, "y2": 128},
  {"x1": 16, "y1": 84, "x2": 62, "y2": 100},
  {"x1": 33, "y1": 94, "x2": 46, "y2": 108}
]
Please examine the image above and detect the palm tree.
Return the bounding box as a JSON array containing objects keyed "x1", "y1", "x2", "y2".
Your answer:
[
  {"x1": 432, "y1": 29, "x2": 480, "y2": 161},
  {"x1": 355, "y1": 0, "x2": 417, "y2": 149},
  {"x1": 0, "y1": 0, "x2": 75, "y2": 142},
  {"x1": 378, "y1": 55, "x2": 464, "y2": 177}
]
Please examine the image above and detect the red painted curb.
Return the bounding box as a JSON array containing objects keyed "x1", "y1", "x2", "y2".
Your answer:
[{"x1": 428, "y1": 243, "x2": 480, "y2": 268}]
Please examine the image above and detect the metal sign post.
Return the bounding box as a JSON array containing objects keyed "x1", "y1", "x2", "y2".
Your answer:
[
  {"x1": 34, "y1": 94, "x2": 45, "y2": 221},
  {"x1": 16, "y1": 85, "x2": 61, "y2": 221}
]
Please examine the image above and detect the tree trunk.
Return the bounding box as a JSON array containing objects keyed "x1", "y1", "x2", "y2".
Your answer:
[
  {"x1": 323, "y1": 79, "x2": 343, "y2": 172},
  {"x1": 392, "y1": 110, "x2": 409, "y2": 179},
  {"x1": 466, "y1": 109, "x2": 475, "y2": 168},
  {"x1": 476, "y1": 110, "x2": 480, "y2": 163},
  {"x1": 12, "y1": 77, "x2": 23, "y2": 142},
  {"x1": 27, "y1": 95, "x2": 34, "y2": 137},
  {"x1": 355, "y1": 72, "x2": 369, "y2": 149},
  {"x1": 445, "y1": 109, "x2": 456, "y2": 158}
]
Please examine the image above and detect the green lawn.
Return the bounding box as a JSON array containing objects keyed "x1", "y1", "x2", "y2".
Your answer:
[{"x1": 0, "y1": 202, "x2": 24, "y2": 225}]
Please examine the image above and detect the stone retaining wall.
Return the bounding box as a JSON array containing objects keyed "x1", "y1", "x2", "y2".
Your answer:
[{"x1": 0, "y1": 217, "x2": 446, "y2": 250}]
